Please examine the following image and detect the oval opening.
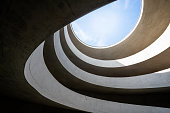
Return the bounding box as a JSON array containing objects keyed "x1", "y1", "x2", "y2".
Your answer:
[{"x1": 71, "y1": 0, "x2": 141, "y2": 47}]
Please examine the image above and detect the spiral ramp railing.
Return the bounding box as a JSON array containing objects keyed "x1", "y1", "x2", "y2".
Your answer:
[{"x1": 24, "y1": 0, "x2": 170, "y2": 112}]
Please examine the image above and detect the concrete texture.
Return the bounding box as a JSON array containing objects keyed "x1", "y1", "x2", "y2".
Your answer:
[
  {"x1": 67, "y1": 0, "x2": 170, "y2": 60},
  {"x1": 24, "y1": 0, "x2": 170, "y2": 110},
  {"x1": 60, "y1": 27, "x2": 170, "y2": 77},
  {"x1": 0, "y1": 0, "x2": 114, "y2": 111},
  {"x1": 25, "y1": 41, "x2": 170, "y2": 112},
  {"x1": 1, "y1": 0, "x2": 170, "y2": 112},
  {"x1": 52, "y1": 31, "x2": 170, "y2": 91},
  {"x1": 64, "y1": 25, "x2": 170, "y2": 67}
]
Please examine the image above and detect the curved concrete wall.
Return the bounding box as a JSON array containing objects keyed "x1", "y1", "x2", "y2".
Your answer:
[
  {"x1": 24, "y1": 0, "x2": 170, "y2": 112},
  {"x1": 53, "y1": 31, "x2": 170, "y2": 90},
  {"x1": 65, "y1": 25, "x2": 170, "y2": 67},
  {"x1": 61, "y1": 27, "x2": 170, "y2": 77},
  {"x1": 0, "y1": 0, "x2": 115, "y2": 108},
  {"x1": 68, "y1": 0, "x2": 170, "y2": 60},
  {"x1": 25, "y1": 42, "x2": 170, "y2": 113}
]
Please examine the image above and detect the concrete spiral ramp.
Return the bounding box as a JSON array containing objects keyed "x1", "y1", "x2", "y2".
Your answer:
[
  {"x1": 24, "y1": 0, "x2": 170, "y2": 112},
  {"x1": 0, "y1": 0, "x2": 170, "y2": 113}
]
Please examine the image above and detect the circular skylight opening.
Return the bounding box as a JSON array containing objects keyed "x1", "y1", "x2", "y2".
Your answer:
[{"x1": 71, "y1": 0, "x2": 141, "y2": 47}]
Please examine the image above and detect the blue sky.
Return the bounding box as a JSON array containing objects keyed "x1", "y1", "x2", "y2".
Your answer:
[{"x1": 71, "y1": 0, "x2": 141, "y2": 47}]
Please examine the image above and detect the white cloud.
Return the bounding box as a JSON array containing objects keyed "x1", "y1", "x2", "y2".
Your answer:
[
  {"x1": 72, "y1": 22, "x2": 109, "y2": 47},
  {"x1": 95, "y1": 39, "x2": 107, "y2": 47},
  {"x1": 72, "y1": 23, "x2": 95, "y2": 45},
  {"x1": 71, "y1": 0, "x2": 141, "y2": 47}
]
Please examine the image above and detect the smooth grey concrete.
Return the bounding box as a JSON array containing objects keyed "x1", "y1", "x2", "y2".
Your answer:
[
  {"x1": 31, "y1": 31, "x2": 170, "y2": 110},
  {"x1": 60, "y1": 27, "x2": 170, "y2": 77},
  {"x1": 68, "y1": 0, "x2": 170, "y2": 60},
  {"x1": 53, "y1": 31, "x2": 170, "y2": 91},
  {"x1": 1, "y1": 0, "x2": 170, "y2": 112},
  {"x1": 0, "y1": 0, "x2": 114, "y2": 110},
  {"x1": 24, "y1": 0, "x2": 170, "y2": 112},
  {"x1": 25, "y1": 41, "x2": 170, "y2": 113},
  {"x1": 64, "y1": 24, "x2": 170, "y2": 67}
]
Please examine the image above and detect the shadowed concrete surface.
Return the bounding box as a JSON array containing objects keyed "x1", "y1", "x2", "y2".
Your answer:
[
  {"x1": 25, "y1": 40, "x2": 170, "y2": 112},
  {"x1": 1, "y1": 0, "x2": 170, "y2": 112},
  {"x1": 0, "y1": 0, "x2": 113, "y2": 112},
  {"x1": 67, "y1": 0, "x2": 170, "y2": 60},
  {"x1": 60, "y1": 28, "x2": 170, "y2": 77},
  {"x1": 0, "y1": 94, "x2": 88, "y2": 113},
  {"x1": 43, "y1": 36, "x2": 170, "y2": 108}
]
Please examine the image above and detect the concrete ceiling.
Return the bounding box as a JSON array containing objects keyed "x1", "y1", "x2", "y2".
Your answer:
[
  {"x1": 0, "y1": 0, "x2": 170, "y2": 112},
  {"x1": 0, "y1": 0, "x2": 113, "y2": 107}
]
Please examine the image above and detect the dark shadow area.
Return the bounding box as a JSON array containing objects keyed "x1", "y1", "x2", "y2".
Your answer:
[
  {"x1": 43, "y1": 35, "x2": 170, "y2": 108},
  {"x1": 0, "y1": 94, "x2": 88, "y2": 113},
  {"x1": 60, "y1": 28, "x2": 170, "y2": 77},
  {"x1": 77, "y1": 90, "x2": 170, "y2": 108}
]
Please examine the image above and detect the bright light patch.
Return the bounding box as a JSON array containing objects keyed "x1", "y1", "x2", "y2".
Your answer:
[{"x1": 71, "y1": 0, "x2": 141, "y2": 47}]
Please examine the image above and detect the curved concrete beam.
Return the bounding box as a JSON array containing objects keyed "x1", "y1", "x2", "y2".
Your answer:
[
  {"x1": 22, "y1": 0, "x2": 170, "y2": 112},
  {"x1": 25, "y1": 41, "x2": 170, "y2": 112},
  {"x1": 65, "y1": 24, "x2": 170, "y2": 67},
  {"x1": 60, "y1": 28, "x2": 170, "y2": 77},
  {"x1": 68, "y1": 0, "x2": 170, "y2": 60},
  {"x1": 51, "y1": 31, "x2": 170, "y2": 93},
  {"x1": 0, "y1": 0, "x2": 115, "y2": 105}
]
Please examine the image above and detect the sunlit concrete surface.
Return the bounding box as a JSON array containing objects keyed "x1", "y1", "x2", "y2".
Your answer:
[
  {"x1": 1, "y1": 0, "x2": 169, "y2": 112},
  {"x1": 64, "y1": 24, "x2": 170, "y2": 67},
  {"x1": 67, "y1": 0, "x2": 170, "y2": 60},
  {"x1": 54, "y1": 31, "x2": 170, "y2": 90},
  {"x1": 61, "y1": 28, "x2": 170, "y2": 77},
  {"x1": 0, "y1": 0, "x2": 117, "y2": 112},
  {"x1": 23, "y1": 0, "x2": 170, "y2": 112},
  {"x1": 156, "y1": 68, "x2": 170, "y2": 73},
  {"x1": 25, "y1": 42, "x2": 170, "y2": 113}
]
